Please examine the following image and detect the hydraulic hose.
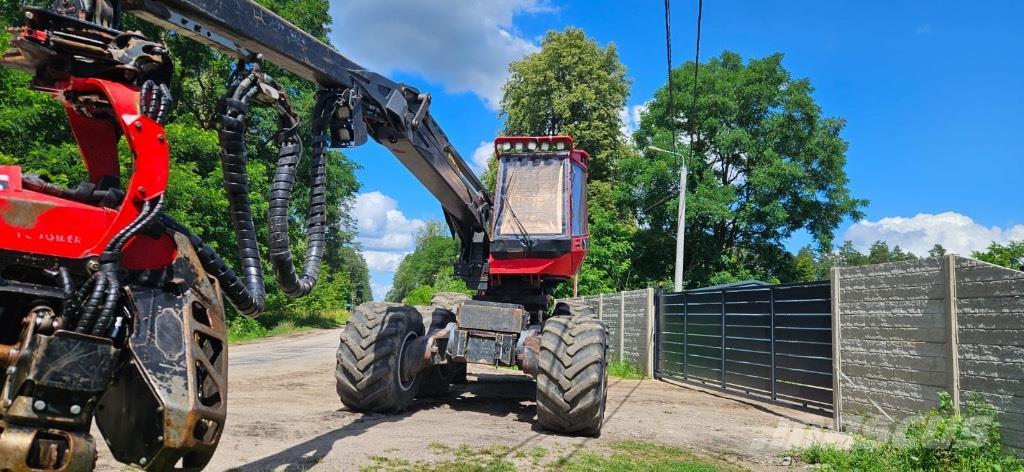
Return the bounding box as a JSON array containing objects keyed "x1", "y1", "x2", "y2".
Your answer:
[
  {"x1": 161, "y1": 214, "x2": 260, "y2": 315},
  {"x1": 267, "y1": 90, "x2": 335, "y2": 298},
  {"x1": 215, "y1": 70, "x2": 266, "y2": 316},
  {"x1": 207, "y1": 64, "x2": 334, "y2": 314}
]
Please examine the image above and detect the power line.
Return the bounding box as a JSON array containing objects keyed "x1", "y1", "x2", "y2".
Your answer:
[
  {"x1": 664, "y1": 0, "x2": 675, "y2": 152},
  {"x1": 689, "y1": 0, "x2": 703, "y2": 156},
  {"x1": 643, "y1": 0, "x2": 703, "y2": 217}
]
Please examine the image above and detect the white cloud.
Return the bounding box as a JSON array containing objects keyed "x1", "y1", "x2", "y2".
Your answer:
[
  {"x1": 471, "y1": 141, "x2": 494, "y2": 173},
  {"x1": 329, "y1": 0, "x2": 547, "y2": 109},
  {"x1": 361, "y1": 250, "x2": 407, "y2": 273},
  {"x1": 619, "y1": 102, "x2": 648, "y2": 137},
  {"x1": 352, "y1": 191, "x2": 427, "y2": 299},
  {"x1": 843, "y1": 212, "x2": 1024, "y2": 256},
  {"x1": 371, "y1": 281, "x2": 393, "y2": 302}
]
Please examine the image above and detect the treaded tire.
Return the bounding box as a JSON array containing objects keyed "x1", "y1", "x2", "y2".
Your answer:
[
  {"x1": 536, "y1": 314, "x2": 608, "y2": 437},
  {"x1": 430, "y1": 292, "x2": 471, "y2": 313},
  {"x1": 335, "y1": 302, "x2": 424, "y2": 413},
  {"x1": 554, "y1": 299, "x2": 598, "y2": 319}
]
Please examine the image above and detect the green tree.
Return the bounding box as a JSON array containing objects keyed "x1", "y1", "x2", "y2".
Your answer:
[
  {"x1": 929, "y1": 244, "x2": 948, "y2": 258},
  {"x1": 498, "y1": 27, "x2": 631, "y2": 181},
  {"x1": 338, "y1": 247, "x2": 372, "y2": 304},
  {"x1": 794, "y1": 246, "x2": 819, "y2": 282},
  {"x1": 866, "y1": 241, "x2": 917, "y2": 264},
  {"x1": 387, "y1": 222, "x2": 466, "y2": 302},
  {"x1": 625, "y1": 51, "x2": 866, "y2": 287},
  {"x1": 401, "y1": 266, "x2": 473, "y2": 306},
  {"x1": 972, "y1": 241, "x2": 1024, "y2": 271}
]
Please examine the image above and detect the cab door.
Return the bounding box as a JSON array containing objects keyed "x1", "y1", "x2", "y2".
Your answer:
[{"x1": 569, "y1": 160, "x2": 588, "y2": 272}]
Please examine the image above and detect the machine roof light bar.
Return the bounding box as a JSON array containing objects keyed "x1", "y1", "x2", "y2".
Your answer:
[{"x1": 494, "y1": 136, "x2": 574, "y2": 154}]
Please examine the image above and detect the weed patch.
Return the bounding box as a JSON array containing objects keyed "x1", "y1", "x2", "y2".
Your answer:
[
  {"x1": 798, "y1": 393, "x2": 1024, "y2": 471},
  {"x1": 361, "y1": 441, "x2": 733, "y2": 471},
  {"x1": 607, "y1": 360, "x2": 645, "y2": 379}
]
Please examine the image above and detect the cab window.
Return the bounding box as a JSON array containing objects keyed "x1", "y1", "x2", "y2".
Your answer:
[{"x1": 570, "y1": 163, "x2": 587, "y2": 236}]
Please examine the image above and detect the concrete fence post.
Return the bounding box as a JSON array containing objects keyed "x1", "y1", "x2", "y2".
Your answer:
[
  {"x1": 830, "y1": 267, "x2": 843, "y2": 431},
  {"x1": 645, "y1": 288, "x2": 655, "y2": 377},
  {"x1": 944, "y1": 255, "x2": 961, "y2": 414},
  {"x1": 619, "y1": 292, "x2": 626, "y2": 362}
]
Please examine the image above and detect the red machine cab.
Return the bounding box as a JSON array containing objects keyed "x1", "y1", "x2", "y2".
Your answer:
[{"x1": 488, "y1": 136, "x2": 589, "y2": 281}]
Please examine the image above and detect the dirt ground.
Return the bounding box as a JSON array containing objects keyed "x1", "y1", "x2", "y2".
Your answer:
[{"x1": 94, "y1": 328, "x2": 849, "y2": 471}]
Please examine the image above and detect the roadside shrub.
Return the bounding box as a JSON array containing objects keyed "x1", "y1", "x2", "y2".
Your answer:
[
  {"x1": 800, "y1": 392, "x2": 1024, "y2": 471},
  {"x1": 227, "y1": 315, "x2": 268, "y2": 342}
]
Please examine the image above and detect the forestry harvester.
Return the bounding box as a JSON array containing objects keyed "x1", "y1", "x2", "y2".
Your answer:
[{"x1": 0, "y1": 0, "x2": 608, "y2": 470}]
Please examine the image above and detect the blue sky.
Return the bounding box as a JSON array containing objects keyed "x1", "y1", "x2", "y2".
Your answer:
[{"x1": 327, "y1": 1, "x2": 1024, "y2": 299}]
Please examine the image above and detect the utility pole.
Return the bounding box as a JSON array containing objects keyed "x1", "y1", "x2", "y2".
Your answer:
[{"x1": 648, "y1": 146, "x2": 687, "y2": 292}]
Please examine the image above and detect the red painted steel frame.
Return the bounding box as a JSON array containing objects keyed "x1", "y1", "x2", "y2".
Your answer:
[{"x1": 0, "y1": 77, "x2": 176, "y2": 269}]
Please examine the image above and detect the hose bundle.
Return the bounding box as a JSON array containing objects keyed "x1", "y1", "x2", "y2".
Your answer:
[
  {"x1": 61, "y1": 195, "x2": 164, "y2": 336},
  {"x1": 191, "y1": 64, "x2": 336, "y2": 316}
]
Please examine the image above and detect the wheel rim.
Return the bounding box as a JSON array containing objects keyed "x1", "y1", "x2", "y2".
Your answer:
[{"x1": 397, "y1": 331, "x2": 417, "y2": 391}]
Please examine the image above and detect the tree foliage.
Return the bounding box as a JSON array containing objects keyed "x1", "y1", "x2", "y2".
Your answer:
[
  {"x1": 972, "y1": 241, "x2": 1024, "y2": 271},
  {"x1": 386, "y1": 223, "x2": 468, "y2": 303},
  {"x1": 498, "y1": 27, "x2": 631, "y2": 181},
  {"x1": 0, "y1": 1, "x2": 369, "y2": 319},
  {"x1": 625, "y1": 52, "x2": 866, "y2": 287}
]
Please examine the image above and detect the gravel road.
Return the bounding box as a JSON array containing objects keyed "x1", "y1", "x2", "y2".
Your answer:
[{"x1": 95, "y1": 328, "x2": 848, "y2": 471}]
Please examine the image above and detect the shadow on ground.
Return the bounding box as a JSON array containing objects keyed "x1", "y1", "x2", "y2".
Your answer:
[{"x1": 227, "y1": 372, "x2": 543, "y2": 471}]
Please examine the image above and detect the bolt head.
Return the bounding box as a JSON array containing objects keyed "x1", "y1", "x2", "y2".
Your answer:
[
  {"x1": 139, "y1": 458, "x2": 147, "y2": 465},
  {"x1": 33, "y1": 400, "x2": 46, "y2": 411},
  {"x1": 135, "y1": 121, "x2": 143, "y2": 130},
  {"x1": 70, "y1": 405, "x2": 82, "y2": 415}
]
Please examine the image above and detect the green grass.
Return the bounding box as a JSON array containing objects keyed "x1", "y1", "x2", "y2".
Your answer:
[
  {"x1": 361, "y1": 441, "x2": 734, "y2": 472},
  {"x1": 797, "y1": 392, "x2": 1024, "y2": 471},
  {"x1": 227, "y1": 309, "x2": 349, "y2": 343},
  {"x1": 552, "y1": 441, "x2": 734, "y2": 472},
  {"x1": 607, "y1": 360, "x2": 645, "y2": 379}
]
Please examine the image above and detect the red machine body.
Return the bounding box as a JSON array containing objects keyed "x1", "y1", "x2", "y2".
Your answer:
[
  {"x1": 0, "y1": 77, "x2": 176, "y2": 270},
  {"x1": 487, "y1": 136, "x2": 589, "y2": 283}
]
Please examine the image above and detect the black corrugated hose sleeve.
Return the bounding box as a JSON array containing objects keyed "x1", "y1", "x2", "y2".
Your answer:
[
  {"x1": 214, "y1": 73, "x2": 266, "y2": 316},
  {"x1": 161, "y1": 214, "x2": 258, "y2": 316},
  {"x1": 91, "y1": 270, "x2": 120, "y2": 336},
  {"x1": 74, "y1": 272, "x2": 107, "y2": 333},
  {"x1": 266, "y1": 91, "x2": 332, "y2": 298}
]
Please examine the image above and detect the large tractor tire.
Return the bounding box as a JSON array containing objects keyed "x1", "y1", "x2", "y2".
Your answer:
[
  {"x1": 430, "y1": 292, "x2": 471, "y2": 312},
  {"x1": 536, "y1": 304, "x2": 608, "y2": 437},
  {"x1": 335, "y1": 302, "x2": 424, "y2": 413}
]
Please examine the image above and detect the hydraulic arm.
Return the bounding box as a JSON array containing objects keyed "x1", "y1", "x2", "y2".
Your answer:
[{"x1": 123, "y1": 0, "x2": 494, "y2": 289}]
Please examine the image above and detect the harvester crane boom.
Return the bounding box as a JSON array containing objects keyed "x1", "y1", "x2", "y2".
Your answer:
[{"x1": 124, "y1": 0, "x2": 493, "y2": 286}]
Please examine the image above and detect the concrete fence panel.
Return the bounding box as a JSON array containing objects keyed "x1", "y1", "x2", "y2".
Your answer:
[
  {"x1": 833, "y1": 255, "x2": 1024, "y2": 452},
  {"x1": 556, "y1": 288, "x2": 656, "y2": 376}
]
